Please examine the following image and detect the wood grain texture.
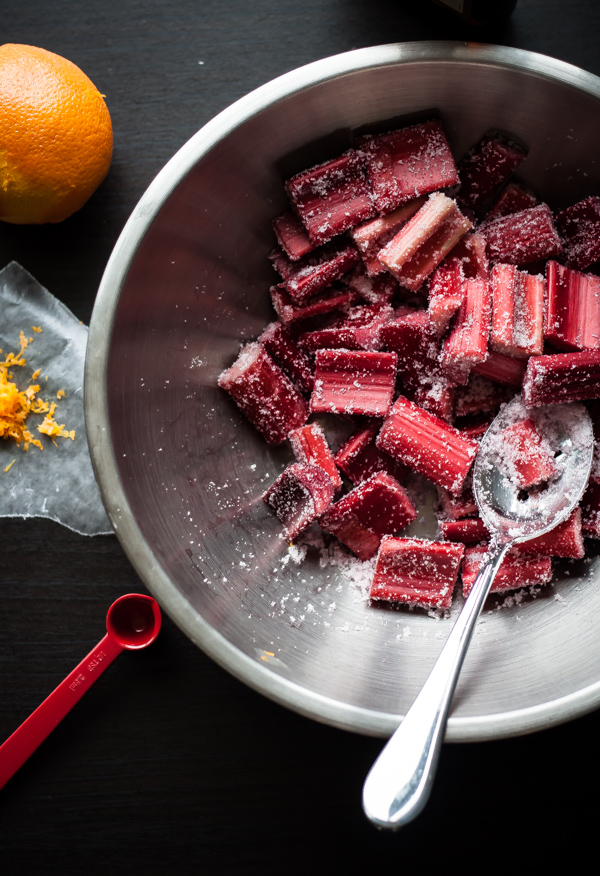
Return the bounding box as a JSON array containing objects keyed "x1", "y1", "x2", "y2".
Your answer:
[{"x1": 1, "y1": 1, "x2": 600, "y2": 871}]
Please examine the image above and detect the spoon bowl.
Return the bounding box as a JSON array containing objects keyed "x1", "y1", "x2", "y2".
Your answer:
[{"x1": 106, "y1": 593, "x2": 162, "y2": 649}]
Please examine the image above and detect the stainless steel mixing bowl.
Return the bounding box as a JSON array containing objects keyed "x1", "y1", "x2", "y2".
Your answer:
[{"x1": 85, "y1": 41, "x2": 600, "y2": 741}]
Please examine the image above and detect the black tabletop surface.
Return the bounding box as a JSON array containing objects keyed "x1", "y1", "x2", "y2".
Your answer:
[{"x1": 2, "y1": 2, "x2": 600, "y2": 872}]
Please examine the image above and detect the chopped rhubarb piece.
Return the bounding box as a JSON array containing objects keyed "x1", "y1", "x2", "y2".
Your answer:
[
  {"x1": 427, "y1": 259, "x2": 466, "y2": 337},
  {"x1": 456, "y1": 130, "x2": 528, "y2": 211},
  {"x1": 285, "y1": 150, "x2": 376, "y2": 246},
  {"x1": 555, "y1": 196, "x2": 600, "y2": 270},
  {"x1": 484, "y1": 182, "x2": 538, "y2": 223},
  {"x1": 439, "y1": 517, "x2": 489, "y2": 545},
  {"x1": 298, "y1": 303, "x2": 394, "y2": 352},
  {"x1": 453, "y1": 374, "x2": 512, "y2": 418},
  {"x1": 270, "y1": 284, "x2": 355, "y2": 325},
  {"x1": 544, "y1": 260, "x2": 600, "y2": 352},
  {"x1": 517, "y1": 507, "x2": 585, "y2": 559},
  {"x1": 218, "y1": 342, "x2": 309, "y2": 444},
  {"x1": 358, "y1": 120, "x2": 459, "y2": 214},
  {"x1": 457, "y1": 414, "x2": 494, "y2": 441},
  {"x1": 369, "y1": 536, "x2": 464, "y2": 609},
  {"x1": 351, "y1": 197, "x2": 426, "y2": 275},
  {"x1": 343, "y1": 265, "x2": 400, "y2": 305},
  {"x1": 288, "y1": 423, "x2": 342, "y2": 493},
  {"x1": 376, "y1": 396, "x2": 479, "y2": 495},
  {"x1": 481, "y1": 203, "x2": 562, "y2": 266},
  {"x1": 581, "y1": 480, "x2": 600, "y2": 538},
  {"x1": 448, "y1": 232, "x2": 490, "y2": 279},
  {"x1": 472, "y1": 349, "x2": 527, "y2": 387},
  {"x1": 462, "y1": 545, "x2": 552, "y2": 596},
  {"x1": 259, "y1": 321, "x2": 314, "y2": 395},
  {"x1": 440, "y1": 277, "x2": 492, "y2": 383},
  {"x1": 378, "y1": 192, "x2": 472, "y2": 291},
  {"x1": 411, "y1": 383, "x2": 456, "y2": 422},
  {"x1": 263, "y1": 462, "x2": 334, "y2": 541},
  {"x1": 498, "y1": 418, "x2": 559, "y2": 490},
  {"x1": 436, "y1": 481, "x2": 478, "y2": 520},
  {"x1": 319, "y1": 472, "x2": 417, "y2": 560},
  {"x1": 310, "y1": 349, "x2": 397, "y2": 417},
  {"x1": 522, "y1": 350, "x2": 600, "y2": 406},
  {"x1": 272, "y1": 212, "x2": 315, "y2": 261},
  {"x1": 490, "y1": 263, "x2": 544, "y2": 357},
  {"x1": 334, "y1": 422, "x2": 408, "y2": 486},
  {"x1": 270, "y1": 241, "x2": 360, "y2": 305}
]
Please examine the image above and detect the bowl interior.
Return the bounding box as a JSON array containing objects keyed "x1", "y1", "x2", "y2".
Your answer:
[{"x1": 88, "y1": 43, "x2": 600, "y2": 740}]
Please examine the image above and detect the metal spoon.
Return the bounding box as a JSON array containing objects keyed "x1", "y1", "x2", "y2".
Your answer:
[
  {"x1": 0, "y1": 593, "x2": 161, "y2": 789},
  {"x1": 362, "y1": 395, "x2": 593, "y2": 829}
]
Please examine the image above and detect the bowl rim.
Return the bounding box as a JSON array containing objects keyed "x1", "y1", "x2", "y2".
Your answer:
[{"x1": 85, "y1": 40, "x2": 600, "y2": 741}]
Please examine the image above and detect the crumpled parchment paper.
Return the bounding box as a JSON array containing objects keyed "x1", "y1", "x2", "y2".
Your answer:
[{"x1": 0, "y1": 261, "x2": 112, "y2": 535}]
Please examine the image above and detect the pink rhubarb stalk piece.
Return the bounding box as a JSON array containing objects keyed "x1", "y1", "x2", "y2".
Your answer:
[
  {"x1": 378, "y1": 192, "x2": 472, "y2": 291},
  {"x1": 554, "y1": 195, "x2": 600, "y2": 271},
  {"x1": 440, "y1": 276, "x2": 492, "y2": 384},
  {"x1": 376, "y1": 396, "x2": 479, "y2": 495},
  {"x1": 471, "y1": 349, "x2": 527, "y2": 387},
  {"x1": 462, "y1": 545, "x2": 552, "y2": 596},
  {"x1": 259, "y1": 321, "x2": 314, "y2": 395},
  {"x1": 272, "y1": 212, "x2": 315, "y2": 261},
  {"x1": 351, "y1": 197, "x2": 426, "y2": 275},
  {"x1": 481, "y1": 203, "x2": 563, "y2": 266},
  {"x1": 544, "y1": 260, "x2": 600, "y2": 352},
  {"x1": 319, "y1": 472, "x2": 417, "y2": 561},
  {"x1": 298, "y1": 303, "x2": 394, "y2": 352},
  {"x1": 270, "y1": 284, "x2": 355, "y2": 325},
  {"x1": 334, "y1": 421, "x2": 408, "y2": 486},
  {"x1": 448, "y1": 232, "x2": 490, "y2": 279},
  {"x1": 439, "y1": 517, "x2": 489, "y2": 545},
  {"x1": 369, "y1": 536, "x2": 464, "y2": 609},
  {"x1": 456, "y1": 130, "x2": 528, "y2": 211},
  {"x1": 498, "y1": 418, "x2": 558, "y2": 491},
  {"x1": 288, "y1": 423, "x2": 342, "y2": 492},
  {"x1": 427, "y1": 258, "x2": 466, "y2": 337},
  {"x1": 218, "y1": 342, "x2": 309, "y2": 444},
  {"x1": 343, "y1": 265, "x2": 400, "y2": 305},
  {"x1": 490, "y1": 263, "x2": 544, "y2": 357},
  {"x1": 263, "y1": 462, "x2": 335, "y2": 541},
  {"x1": 270, "y1": 241, "x2": 360, "y2": 305},
  {"x1": 310, "y1": 349, "x2": 397, "y2": 417},
  {"x1": 484, "y1": 182, "x2": 538, "y2": 223},
  {"x1": 453, "y1": 374, "x2": 512, "y2": 419},
  {"x1": 522, "y1": 350, "x2": 600, "y2": 407},
  {"x1": 358, "y1": 120, "x2": 459, "y2": 214},
  {"x1": 285, "y1": 150, "x2": 376, "y2": 246}
]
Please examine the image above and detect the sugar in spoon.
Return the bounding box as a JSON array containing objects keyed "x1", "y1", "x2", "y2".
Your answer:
[
  {"x1": 0, "y1": 593, "x2": 161, "y2": 789},
  {"x1": 363, "y1": 395, "x2": 593, "y2": 829}
]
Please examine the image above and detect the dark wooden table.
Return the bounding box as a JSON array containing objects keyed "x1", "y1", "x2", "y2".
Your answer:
[{"x1": 2, "y1": 2, "x2": 600, "y2": 872}]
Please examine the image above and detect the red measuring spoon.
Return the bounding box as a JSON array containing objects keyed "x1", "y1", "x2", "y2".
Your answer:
[{"x1": 0, "y1": 593, "x2": 161, "y2": 789}]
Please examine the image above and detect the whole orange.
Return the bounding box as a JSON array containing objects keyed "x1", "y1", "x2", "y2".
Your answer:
[{"x1": 0, "y1": 44, "x2": 113, "y2": 224}]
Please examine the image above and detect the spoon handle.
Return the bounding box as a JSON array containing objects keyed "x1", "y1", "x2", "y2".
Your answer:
[
  {"x1": 362, "y1": 538, "x2": 511, "y2": 829},
  {"x1": 0, "y1": 632, "x2": 123, "y2": 790}
]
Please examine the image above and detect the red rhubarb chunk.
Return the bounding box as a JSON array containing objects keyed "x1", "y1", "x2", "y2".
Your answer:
[
  {"x1": 456, "y1": 130, "x2": 528, "y2": 211},
  {"x1": 343, "y1": 265, "x2": 400, "y2": 305},
  {"x1": 285, "y1": 150, "x2": 376, "y2": 246},
  {"x1": 544, "y1": 260, "x2": 600, "y2": 352},
  {"x1": 522, "y1": 350, "x2": 600, "y2": 407},
  {"x1": 498, "y1": 418, "x2": 558, "y2": 490},
  {"x1": 218, "y1": 343, "x2": 309, "y2": 444},
  {"x1": 490, "y1": 263, "x2": 544, "y2": 358},
  {"x1": 555, "y1": 196, "x2": 600, "y2": 271},
  {"x1": 427, "y1": 259, "x2": 466, "y2": 337},
  {"x1": 439, "y1": 517, "x2": 489, "y2": 545},
  {"x1": 440, "y1": 276, "x2": 492, "y2": 384},
  {"x1": 298, "y1": 303, "x2": 394, "y2": 352},
  {"x1": 319, "y1": 472, "x2": 417, "y2": 560},
  {"x1": 453, "y1": 374, "x2": 512, "y2": 419},
  {"x1": 288, "y1": 423, "x2": 342, "y2": 492},
  {"x1": 270, "y1": 241, "x2": 360, "y2": 305},
  {"x1": 369, "y1": 536, "x2": 464, "y2": 609},
  {"x1": 436, "y1": 481, "x2": 478, "y2": 520},
  {"x1": 263, "y1": 463, "x2": 335, "y2": 541},
  {"x1": 270, "y1": 284, "x2": 355, "y2": 325},
  {"x1": 376, "y1": 396, "x2": 479, "y2": 495},
  {"x1": 272, "y1": 212, "x2": 315, "y2": 261},
  {"x1": 310, "y1": 349, "x2": 397, "y2": 417},
  {"x1": 378, "y1": 192, "x2": 472, "y2": 291},
  {"x1": 259, "y1": 321, "x2": 314, "y2": 395},
  {"x1": 471, "y1": 349, "x2": 527, "y2": 387},
  {"x1": 481, "y1": 203, "x2": 562, "y2": 266},
  {"x1": 358, "y1": 120, "x2": 459, "y2": 214},
  {"x1": 351, "y1": 197, "x2": 426, "y2": 275},
  {"x1": 462, "y1": 545, "x2": 552, "y2": 596},
  {"x1": 334, "y1": 421, "x2": 408, "y2": 486},
  {"x1": 484, "y1": 182, "x2": 538, "y2": 223},
  {"x1": 445, "y1": 232, "x2": 490, "y2": 279}
]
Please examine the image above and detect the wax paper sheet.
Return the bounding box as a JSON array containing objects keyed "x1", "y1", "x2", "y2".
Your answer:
[{"x1": 0, "y1": 262, "x2": 112, "y2": 535}]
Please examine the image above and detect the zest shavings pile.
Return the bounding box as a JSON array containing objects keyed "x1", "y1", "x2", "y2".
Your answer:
[{"x1": 0, "y1": 328, "x2": 75, "y2": 456}]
